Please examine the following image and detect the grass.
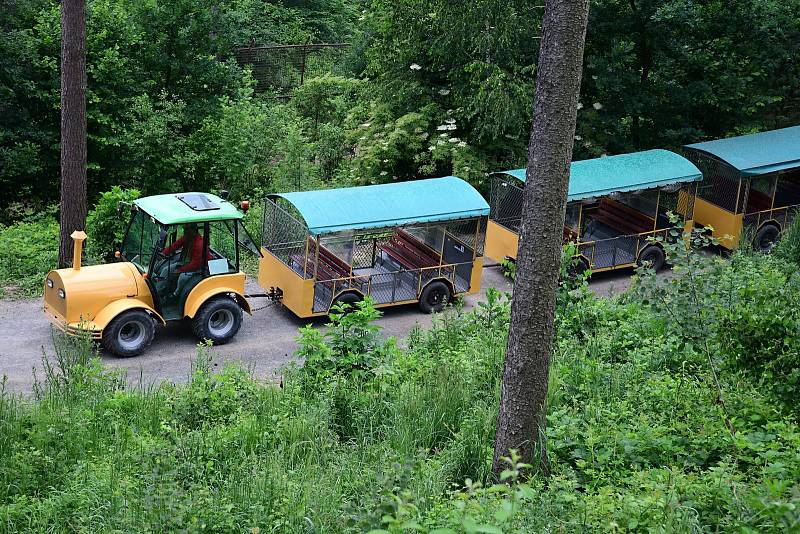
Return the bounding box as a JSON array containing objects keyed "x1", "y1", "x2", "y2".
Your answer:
[
  {"x1": 1, "y1": 237, "x2": 800, "y2": 531},
  {"x1": 0, "y1": 216, "x2": 59, "y2": 298}
]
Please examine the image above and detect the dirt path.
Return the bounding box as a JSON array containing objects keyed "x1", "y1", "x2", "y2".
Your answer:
[{"x1": 0, "y1": 266, "x2": 632, "y2": 394}]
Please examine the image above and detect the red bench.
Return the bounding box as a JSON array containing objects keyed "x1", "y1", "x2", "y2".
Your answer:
[
  {"x1": 589, "y1": 198, "x2": 654, "y2": 236},
  {"x1": 291, "y1": 239, "x2": 367, "y2": 288},
  {"x1": 746, "y1": 189, "x2": 772, "y2": 213},
  {"x1": 380, "y1": 229, "x2": 442, "y2": 270}
]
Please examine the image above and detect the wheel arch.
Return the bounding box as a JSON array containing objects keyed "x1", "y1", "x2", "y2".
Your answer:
[
  {"x1": 327, "y1": 288, "x2": 365, "y2": 312},
  {"x1": 755, "y1": 219, "x2": 782, "y2": 234},
  {"x1": 94, "y1": 299, "x2": 166, "y2": 331},
  {"x1": 419, "y1": 277, "x2": 455, "y2": 299},
  {"x1": 635, "y1": 241, "x2": 665, "y2": 263},
  {"x1": 184, "y1": 287, "x2": 251, "y2": 318}
]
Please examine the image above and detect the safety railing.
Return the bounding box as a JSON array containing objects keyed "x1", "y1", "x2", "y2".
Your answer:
[
  {"x1": 743, "y1": 204, "x2": 800, "y2": 232},
  {"x1": 577, "y1": 228, "x2": 671, "y2": 270},
  {"x1": 312, "y1": 262, "x2": 473, "y2": 313}
]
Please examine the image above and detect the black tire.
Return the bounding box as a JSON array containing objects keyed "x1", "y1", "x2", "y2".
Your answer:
[
  {"x1": 191, "y1": 296, "x2": 243, "y2": 345},
  {"x1": 419, "y1": 280, "x2": 452, "y2": 314},
  {"x1": 331, "y1": 291, "x2": 362, "y2": 313},
  {"x1": 754, "y1": 224, "x2": 780, "y2": 253},
  {"x1": 567, "y1": 256, "x2": 590, "y2": 278},
  {"x1": 637, "y1": 245, "x2": 666, "y2": 272},
  {"x1": 102, "y1": 309, "x2": 156, "y2": 357}
]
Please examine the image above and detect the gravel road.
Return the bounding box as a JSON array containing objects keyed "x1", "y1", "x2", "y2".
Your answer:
[{"x1": 0, "y1": 265, "x2": 632, "y2": 394}]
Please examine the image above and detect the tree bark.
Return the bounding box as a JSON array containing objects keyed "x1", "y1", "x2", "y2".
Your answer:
[
  {"x1": 492, "y1": 0, "x2": 589, "y2": 478},
  {"x1": 58, "y1": 0, "x2": 88, "y2": 268}
]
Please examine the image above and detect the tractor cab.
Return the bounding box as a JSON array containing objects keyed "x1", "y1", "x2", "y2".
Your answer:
[
  {"x1": 44, "y1": 192, "x2": 259, "y2": 357},
  {"x1": 121, "y1": 193, "x2": 258, "y2": 321}
]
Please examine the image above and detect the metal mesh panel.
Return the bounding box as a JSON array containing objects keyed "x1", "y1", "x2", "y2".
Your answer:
[
  {"x1": 589, "y1": 235, "x2": 638, "y2": 269},
  {"x1": 774, "y1": 169, "x2": 800, "y2": 208},
  {"x1": 490, "y1": 175, "x2": 524, "y2": 232},
  {"x1": 351, "y1": 231, "x2": 392, "y2": 270},
  {"x1": 445, "y1": 218, "x2": 481, "y2": 255},
  {"x1": 741, "y1": 170, "x2": 800, "y2": 234},
  {"x1": 320, "y1": 234, "x2": 354, "y2": 268},
  {"x1": 262, "y1": 198, "x2": 311, "y2": 277},
  {"x1": 684, "y1": 150, "x2": 742, "y2": 213}
]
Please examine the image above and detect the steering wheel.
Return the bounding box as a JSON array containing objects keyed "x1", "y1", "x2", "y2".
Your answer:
[{"x1": 152, "y1": 248, "x2": 182, "y2": 279}]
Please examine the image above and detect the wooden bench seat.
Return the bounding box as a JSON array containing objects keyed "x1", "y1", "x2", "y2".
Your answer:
[
  {"x1": 379, "y1": 229, "x2": 442, "y2": 270},
  {"x1": 746, "y1": 189, "x2": 773, "y2": 213},
  {"x1": 588, "y1": 198, "x2": 654, "y2": 236},
  {"x1": 290, "y1": 239, "x2": 367, "y2": 288}
]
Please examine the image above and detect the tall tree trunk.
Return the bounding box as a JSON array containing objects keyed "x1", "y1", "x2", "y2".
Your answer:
[
  {"x1": 58, "y1": 0, "x2": 88, "y2": 268},
  {"x1": 492, "y1": 0, "x2": 589, "y2": 478}
]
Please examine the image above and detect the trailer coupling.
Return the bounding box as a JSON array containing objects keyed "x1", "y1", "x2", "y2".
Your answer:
[{"x1": 245, "y1": 287, "x2": 284, "y2": 301}]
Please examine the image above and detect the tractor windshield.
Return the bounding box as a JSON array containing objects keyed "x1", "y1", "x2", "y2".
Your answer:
[{"x1": 121, "y1": 209, "x2": 163, "y2": 273}]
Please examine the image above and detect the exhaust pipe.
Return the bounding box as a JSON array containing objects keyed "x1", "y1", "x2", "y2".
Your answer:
[{"x1": 71, "y1": 230, "x2": 87, "y2": 270}]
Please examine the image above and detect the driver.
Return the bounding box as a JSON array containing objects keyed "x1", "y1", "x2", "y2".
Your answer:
[{"x1": 161, "y1": 223, "x2": 209, "y2": 297}]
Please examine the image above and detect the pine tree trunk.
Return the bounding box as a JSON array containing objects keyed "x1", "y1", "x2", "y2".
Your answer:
[
  {"x1": 58, "y1": 0, "x2": 87, "y2": 268},
  {"x1": 492, "y1": 0, "x2": 589, "y2": 478}
]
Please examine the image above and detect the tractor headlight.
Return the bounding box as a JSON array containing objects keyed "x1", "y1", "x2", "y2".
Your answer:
[
  {"x1": 58, "y1": 288, "x2": 65, "y2": 299},
  {"x1": 46, "y1": 278, "x2": 54, "y2": 288}
]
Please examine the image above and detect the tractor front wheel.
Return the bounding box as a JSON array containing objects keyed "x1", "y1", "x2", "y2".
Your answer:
[
  {"x1": 102, "y1": 309, "x2": 156, "y2": 357},
  {"x1": 191, "y1": 296, "x2": 243, "y2": 345}
]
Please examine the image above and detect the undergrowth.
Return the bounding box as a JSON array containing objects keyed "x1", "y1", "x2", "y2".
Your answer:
[{"x1": 2, "y1": 224, "x2": 800, "y2": 532}]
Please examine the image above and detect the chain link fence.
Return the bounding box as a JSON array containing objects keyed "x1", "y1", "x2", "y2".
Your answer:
[{"x1": 235, "y1": 42, "x2": 350, "y2": 97}]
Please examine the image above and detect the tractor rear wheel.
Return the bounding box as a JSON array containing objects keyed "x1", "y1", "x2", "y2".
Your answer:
[
  {"x1": 191, "y1": 296, "x2": 243, "y2": 345},
  {"x1": 102, "y1": 309, "x2": 156, "y2": 357}
]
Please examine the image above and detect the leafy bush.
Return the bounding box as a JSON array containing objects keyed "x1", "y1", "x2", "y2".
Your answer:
[
  {"x1": 2, "y1": 239, "x2": 800, "y2": 531},
  {"x1": 0, "y1": 212, "x2": 59, "y2": 297},
  {"x1": 85, "y1": 186, "x2": 141, "y2": 261}
]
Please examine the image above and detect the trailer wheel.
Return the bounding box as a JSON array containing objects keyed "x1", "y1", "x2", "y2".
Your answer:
[
  {"x1": 191, "y1": 296, "x2": 242, "y2": 345},
  {"x1": 637, "y1": 245, "x2": 665, "y2": 272},
  {"x1": 102, "y1": 309, "x2": 156, "y2": 357},
  {"x1": 331, "y1": 292, "x2": 362, "y2": 313},
  {"x1": 754, "y1": 224, "x2": 780, "y2": 253},
  {"x1": 419, "y1": 281, "x2": 452, "y2": 314},
  {"x1": 567, "y1": 256, "x2": 590, "y2": 278}
]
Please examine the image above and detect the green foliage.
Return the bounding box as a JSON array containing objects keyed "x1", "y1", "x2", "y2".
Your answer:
[
  {"x1": 3, "y1": 245, "x2": 800, "y2": 531},
  {"x1": 85, "y1": 186, "x2": 141, "y2": 261},
  {"x1": 0, "y1": 212, "x2": 58, "y2": 298},
  {"x1": 295, "y1": 298, "x2": 390, "y2": 391},
  {"x1": 3, "y1": 0, "x2": 800, "y2": 219}
]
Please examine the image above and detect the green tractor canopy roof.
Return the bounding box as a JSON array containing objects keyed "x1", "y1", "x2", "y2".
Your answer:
[{"x1": 134, "y1": 193, "x2": 243, "y2": 225}]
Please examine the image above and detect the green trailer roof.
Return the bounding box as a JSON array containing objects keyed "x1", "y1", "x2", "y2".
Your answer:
[
  {"x1": 134, "y1": 193, "x2": 243, "y2": 225},
  {"x1": 495, "y1": 149, "x2": 702, "y2": 201},
  {"x1": 684, "y1": 125, "x2": 800, "y2": 176},
  {"x1": 269, "y1": 176, "x2": 490, "y2": 235}
]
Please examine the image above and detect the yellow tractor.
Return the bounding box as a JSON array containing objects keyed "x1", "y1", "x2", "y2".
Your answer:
[{"x1": 44, "y1": 193, "x2": 260, "y2": 356}]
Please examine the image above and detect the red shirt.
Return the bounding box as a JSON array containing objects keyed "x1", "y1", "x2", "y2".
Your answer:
[{"x1": 164, "y1": 234, "x2": 209, "y2": 273}]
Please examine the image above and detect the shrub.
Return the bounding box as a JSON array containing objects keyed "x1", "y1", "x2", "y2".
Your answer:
[
  {"x1": 0, "y1": 212, "x2": 59, "y2": 298},
  {"x1": 85, "y1": 186, "x2": 141, "y2": 261}
]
